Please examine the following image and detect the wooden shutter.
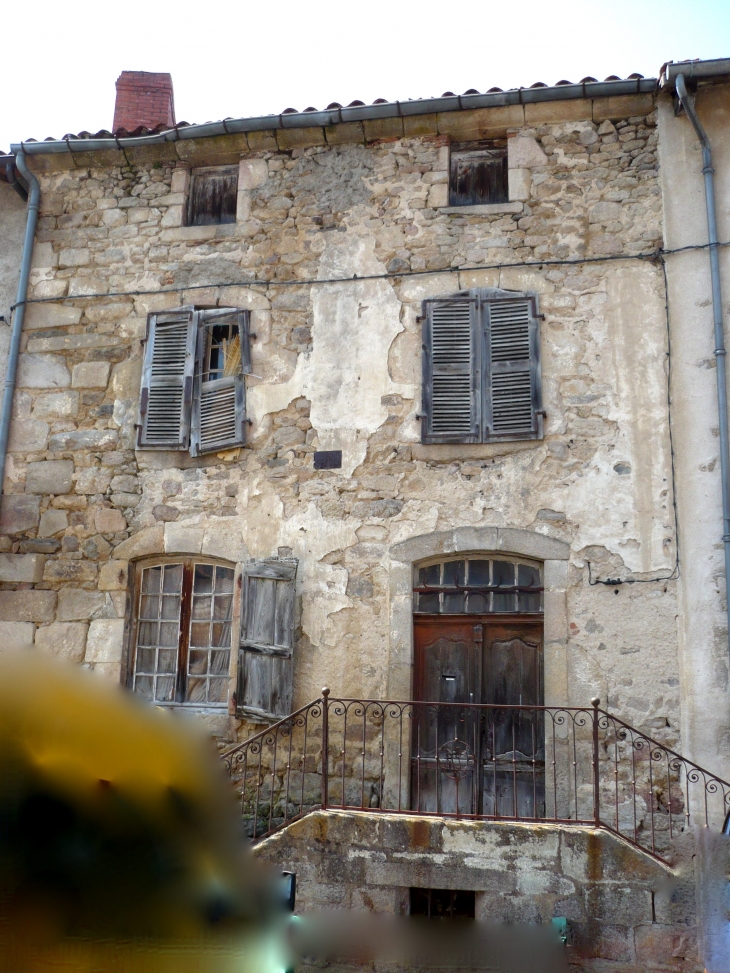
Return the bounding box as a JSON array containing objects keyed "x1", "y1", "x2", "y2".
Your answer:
[
  {"x1": 421, "y1": 293, "x2": 480, "y2": 444},
  {"x1": 482, "y1": 290, "x2": 543, "y2": 441},
  {"x1": 187, "y1": 167, "x2": 238, "y2": 226},
  {"x1": 138, "y1": 308, "x2": 196, "y2": 449},
  {"x1": 237, "y1": 558, "x2": 297, "y2": 721},
  {"x1": 190, "y1": 308, "x2": 249, "y2": 457}
]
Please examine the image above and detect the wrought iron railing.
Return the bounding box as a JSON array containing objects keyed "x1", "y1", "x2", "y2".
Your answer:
[{"x1": 221, "y1": 691, "x2": 730, "y2": 864}]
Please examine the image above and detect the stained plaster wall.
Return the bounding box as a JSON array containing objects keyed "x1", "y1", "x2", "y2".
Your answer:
[
  {"x1": 0, "y1": 92, "x2": 682, "y2": 754},
  {"x1": 658, "y1": 80, "x2": 730, "y2": 780}
]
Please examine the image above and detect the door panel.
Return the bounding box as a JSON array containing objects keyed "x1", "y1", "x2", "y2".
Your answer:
[
  {"x1": 412, "y1": 619, "x2": 482, "y2": 815},
  {"x1": 412, "y1": 616, "x2": 544, "y2": 819},
  {"x1": 481, "y1": 625, "x2": 544, "y2": 819}
]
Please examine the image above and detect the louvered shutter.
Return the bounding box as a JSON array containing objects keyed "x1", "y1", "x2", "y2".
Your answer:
[
  {"x1": 138, "y1": 308, "x2": 196, "y2": 449},
  {"x1": 190, "y1": 308, "x2": 249, "y2": 457},
  {"x1": 237, "y1": 558, "x2": 297, "y2": 721},
  {"x1": 421, "y1": 294, "x2": 480, "y2": 444},
  {"x1": 483, "y1": 291, "x2": 543, "y2": 441}
]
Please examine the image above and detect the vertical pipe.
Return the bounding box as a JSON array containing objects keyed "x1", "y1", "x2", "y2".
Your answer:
[
  {"x1": 0, "y1": 150, "x2": 40, "y2": 493},
  {"x1": 675, "y1": 74, "x2": 730, "y2": 663}
]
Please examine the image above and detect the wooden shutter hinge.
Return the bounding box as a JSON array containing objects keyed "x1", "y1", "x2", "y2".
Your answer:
[
  {"x1": 415, "y1": 413, "x2": 426, "y2": 420},
  {"x1": 536, "y1": 313, "x2": 545, "y2": 320},
  {"x1": 536, "y1": 410, "x2": 547, "y2": 417}
]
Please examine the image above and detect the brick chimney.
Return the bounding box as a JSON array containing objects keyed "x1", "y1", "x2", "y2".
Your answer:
[{"x1": 113, "y1": 71, "x2": 175, "y2": 134}]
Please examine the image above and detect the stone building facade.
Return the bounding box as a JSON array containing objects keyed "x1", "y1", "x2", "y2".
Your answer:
[{"x1": 1, "y1": 62, "x2": 730, "y2": 970}]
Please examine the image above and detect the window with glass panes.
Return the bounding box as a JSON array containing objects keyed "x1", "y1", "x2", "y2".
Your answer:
[
  {"x1": 413, "y1": 557, "x2": 542, "y2": 614},
  {"x1": 131, "y1": 559, "x2": 235, "y2": 705}
]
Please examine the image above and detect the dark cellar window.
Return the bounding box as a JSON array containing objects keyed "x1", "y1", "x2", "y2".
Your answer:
[
  {"x1": 187, "y1": 166, "x2": 238, "y2": 225},
  {"x1": 449, "y1": 142, "x2": 508, "y2": 206},
  {"x1": 410, "y1": 888, "x2": 475, "y2": 919}
]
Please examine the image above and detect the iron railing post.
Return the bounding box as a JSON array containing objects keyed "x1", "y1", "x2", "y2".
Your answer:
[
  {"x1": 591, "y1": 697, "x2": 601, "y2": 827},
  {"x1": 321, "y1": 687, "x2": 330, "y2": 811}
]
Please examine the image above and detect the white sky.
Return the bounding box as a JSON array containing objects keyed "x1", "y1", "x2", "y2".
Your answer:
[{"x1": 2, "y1": 0, "x2": 729, "y2": 153}]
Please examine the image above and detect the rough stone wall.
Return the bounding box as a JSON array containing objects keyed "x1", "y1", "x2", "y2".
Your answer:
[
  {"x1": 0, "y1": 93, "x2": 680, "y2": 753},
  {"x1": 254, "y1": 810, "x2": 702, "y2": 972}
]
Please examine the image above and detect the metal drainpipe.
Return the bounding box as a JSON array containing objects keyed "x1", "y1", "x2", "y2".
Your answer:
[
  {"x1": 0, "y1": 150, "x2": 40, "y2": 495},
  {"x1": 675, "y1": 74, "x2": 730, "y2": 657}
]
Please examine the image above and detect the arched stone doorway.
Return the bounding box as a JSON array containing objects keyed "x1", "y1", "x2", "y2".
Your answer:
[{"x1": 387, "y1": 527, "x2": 570, "y2": 816}]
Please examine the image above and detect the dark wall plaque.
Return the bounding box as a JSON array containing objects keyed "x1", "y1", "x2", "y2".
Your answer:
[{"x1": 313, "y1": 450, "x2": 343, "y2": 470}]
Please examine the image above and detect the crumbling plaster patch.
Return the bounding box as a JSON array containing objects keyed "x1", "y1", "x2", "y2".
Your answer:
[{"x1": 248, "y1": 232, "x2": 414, "y2": 477}]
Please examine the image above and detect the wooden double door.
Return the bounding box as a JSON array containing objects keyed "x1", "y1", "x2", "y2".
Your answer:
[{"x1": 412, "y1": 616, "x2": 544, "y2": 819}]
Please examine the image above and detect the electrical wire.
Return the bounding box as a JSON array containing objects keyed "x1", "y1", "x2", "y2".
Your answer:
[
  {"x1": 587, "y1": 253, "x2": 680, "y2": 587},
  {"x1": 9, "y1": 239, "x2": 730, "y2": 315}
]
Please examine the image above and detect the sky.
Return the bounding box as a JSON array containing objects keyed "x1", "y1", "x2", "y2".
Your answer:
[{"x1": 2, "y1": 0, "x2": 730, "y2": 153}]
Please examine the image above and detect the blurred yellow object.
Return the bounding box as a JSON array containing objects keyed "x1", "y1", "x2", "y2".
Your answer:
[{"x1": 0, "y1": 650, "x2": 293, "y2": 973}]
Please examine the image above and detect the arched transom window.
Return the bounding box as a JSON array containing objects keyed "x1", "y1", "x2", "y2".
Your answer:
[{"x1": 413, "y1": 556, "x2": 542, "y2": 614}]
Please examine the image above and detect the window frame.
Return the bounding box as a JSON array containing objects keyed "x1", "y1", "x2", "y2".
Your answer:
[
  {"x1": 137, "y1": 306, "x2": 251, "y2": 456},
  {"x1": 420, "y1": 287, "x2": 544, "y2": 445},
  {"x1": 413, "y1": 554, "x2": 544, "y2": 615},
  {"x1": 125, "y1": 555, "x2": 240, "y2": 710},
  {"x1": 185, "y1": 165, "x2": 239, "y2": 226},
  {"x1": 449, "y1": 140, "x2": 508, "y2": 207}
]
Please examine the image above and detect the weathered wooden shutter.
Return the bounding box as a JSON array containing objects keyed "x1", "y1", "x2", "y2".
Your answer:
[
  {"x1": 187, "y1": 167, "x2": 238, "y2": 226},
  {"x1": 421, "y1": 293, "x2": 480, "y2": 444},
  {"x1": 482, "y1": 290, "x2": 543, "y2": 441},
  {"x1": 138, "y1": 308, "x2": 196, "y2": 449},
  {"x1": 190, "y1": 308, "x2": 249, "y2": 457},
  {"x1": 237, "y1": 558, "x2": 297, "y2": 721}
]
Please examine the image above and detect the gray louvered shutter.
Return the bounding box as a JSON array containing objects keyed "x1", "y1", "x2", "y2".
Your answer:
[
  {"x1": 421, "y1": 294, "x2": 480, "y2": 444},
  {"x1": 138, "y1": 308, "x2": 196, "y2": 449},
  {"x1": 237, "y1": 558, "x2": 297, "y2": 721},
  {"x1": 483, "y1": 291, "x2": 543, "y2": 441},
  {"x1": 190, "y1": 308, "x2": 249, "y2": 456}
]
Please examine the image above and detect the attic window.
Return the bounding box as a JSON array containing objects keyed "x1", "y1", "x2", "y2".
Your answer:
[
  {"x1": 186, "y1": 166, "x2": 238, "y2": 226},
  {"x1": 449, "y1": 141, "x2": 507, "y2": 206}
]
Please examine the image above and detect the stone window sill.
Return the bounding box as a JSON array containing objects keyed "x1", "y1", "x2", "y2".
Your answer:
[{"x1": 440, "y1": 202, "x2": 524, "y2": 216}]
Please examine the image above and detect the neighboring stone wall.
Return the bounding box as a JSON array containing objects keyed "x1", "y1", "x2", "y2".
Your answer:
[
  {"x1": 254, "y1": 810, "x2": 702, "y2": 972},
  {"x1": 0, "y1": 92, "x2": 680, "y2": 753}
]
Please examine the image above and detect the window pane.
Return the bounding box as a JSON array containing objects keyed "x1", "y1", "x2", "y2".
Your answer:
[
  {"x1": 135, "y1": 675, "x2": 154, "y2": 699},
  {"x1": 194, "y1": 564, "x2": 214, "y2": 594},
  {"x1": 161, "y1": 595, "x2": 180, "y2": 619},
  {"x1": 142, "y1": 567, "x2": 161, "y2": 594},
  {"x1": 136, "y1": 647, "x2": 156, "y2": 673},
  {"x1": 213, "y1": 595, "x2": 233, "y2": 620},
  {"x1": 443, "y1": 592, "x2": 466, "y2": 613},
  {"x1": 139, "y1": 595, "x2": 159, "y2": 620},
  {"x1": 468, "y1": 560, "x2": 490, "y2": 585},
  {"x1": 137, "y1": 622, "x2": 158, "y2": 647},
  {"x1": 190, "y1": 622, "x2": 210, "y2": 647},
  {"x1": 466, "y1": 592, "x2": 487, "y2": 613},
  {"x1": 419, "y1": 564, "x2": 440, "y2": 587},
  {"x1": 517, "y1": 563, "x2": 542, "y2": 613},
  {"x1": 210, "y1": 649, "x2": 230, "y2": 675},
  {"x1": 442, "y1": 561, "x2": 465, "y2": 587},
  {"x1": 493, "y1": 560, "x2": 515, "y2": 612},
  {"x1": 189, "y1": 650, "x2": 208, "y2": 675},
  {"x1": 158, "y1": 649, "x2": 177, "y2": 673},
  {"x1": 159, "y1": 622, "x2": 179, "y2": 646},
  {"x1": 186, "y1": 677, "x2": 207, "y2": 704},
  {"x1": 155, "y1": 676, "x2": 175, "y2": 702},
  {"x1": 208, "y1": 679, "x2": 228, "y2": 704},
  {"x1": 162, "y1": 564, "x2": 183, "y2": 593},
  {"x1": 215, "y1": 568, "x2": 235, "y2": 594},
  {"x1": 212, "y1": 621, "x2": 231, "y2": 647},
  {"x1": 417, "y1": 592, "x2": 440, "y2": 613},
  {"x1": 192, "y1": 595, "x2": 212, "y2": 620}
]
